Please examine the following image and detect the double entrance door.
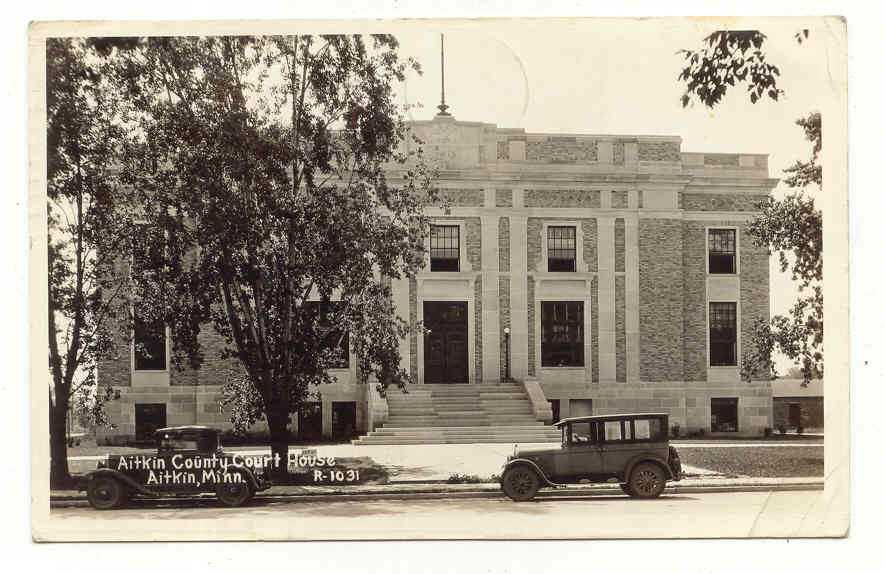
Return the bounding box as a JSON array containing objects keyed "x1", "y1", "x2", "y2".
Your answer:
[{"x1": 423, "y1": 301, "x2": 469, "y2": 384}]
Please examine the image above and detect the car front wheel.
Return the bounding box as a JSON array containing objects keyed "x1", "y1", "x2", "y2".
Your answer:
[
  {"x1": 87, "y1": 476, "x2": 127, "y2": 510},
  {"x1": 628, "y1": 462, "x2": 666, "y2": 499},
  {"x1": 501, "y1": 466, "x2": 541, "y2": 502}
]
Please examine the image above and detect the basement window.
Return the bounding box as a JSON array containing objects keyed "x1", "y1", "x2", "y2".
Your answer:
[{"x1": 711, "y1": 398, "x2": 739, "y2": 432}]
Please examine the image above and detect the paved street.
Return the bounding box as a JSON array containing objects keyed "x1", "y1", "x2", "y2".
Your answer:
[{"x1": 46, "y1": 490, "x2": 829, "y2": 540}]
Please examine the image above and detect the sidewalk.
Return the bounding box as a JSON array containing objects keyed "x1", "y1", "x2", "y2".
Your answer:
[{"x1": 50, "y1": 475, "x2": 823, "y2": 506}]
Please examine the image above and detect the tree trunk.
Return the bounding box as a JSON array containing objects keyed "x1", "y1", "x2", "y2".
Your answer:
[
  {"x1": 267, "y1": 408, "x2": 290, "y2": 479},
  {"x1": 49, "y1": 390, "x2": 72, "y2": 488}
]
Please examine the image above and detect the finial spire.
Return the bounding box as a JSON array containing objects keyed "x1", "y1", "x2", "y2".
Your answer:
[{"x1": 437, "y1": 33, "x2": 451, "y2": 116}]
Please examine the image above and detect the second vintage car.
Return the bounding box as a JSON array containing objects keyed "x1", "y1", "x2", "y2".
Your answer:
[
  {"x1": 83, "y1": 426, "x2": 272, "y2": 510},
  {"x1": 500, "y1": 413, "x2": 682, "y2": 501}
]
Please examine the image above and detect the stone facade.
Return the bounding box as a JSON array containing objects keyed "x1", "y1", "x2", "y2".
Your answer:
[{"x1": 98, "y1": 113, "x2": 779, "y2": 441}]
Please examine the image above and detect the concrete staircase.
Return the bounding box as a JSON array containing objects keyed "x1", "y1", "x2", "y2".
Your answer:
[{"x1": 353, "y1": 383, "x2": 561, "y2": 445}]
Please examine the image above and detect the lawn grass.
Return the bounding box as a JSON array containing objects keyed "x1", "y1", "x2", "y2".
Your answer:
[{"x1": 678, "y1": 446, "x2": 824, "y2": 477}]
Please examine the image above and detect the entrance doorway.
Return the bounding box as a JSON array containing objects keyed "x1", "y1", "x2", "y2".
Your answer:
[
  {"x1": 788, "y1": 403, "x2": 802, "y2": 428},
  {"x1": 423, "y1": 301, "x2": 469, "y2": 383}
]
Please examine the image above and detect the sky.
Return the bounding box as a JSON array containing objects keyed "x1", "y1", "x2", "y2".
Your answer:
[{"x1": 384, "y1": 18, "x2": 843, "y2": 373}]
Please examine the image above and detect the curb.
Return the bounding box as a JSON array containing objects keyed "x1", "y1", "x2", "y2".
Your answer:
[{"x1": 50, "y1": 480, "x2": 823, "y2": 508}]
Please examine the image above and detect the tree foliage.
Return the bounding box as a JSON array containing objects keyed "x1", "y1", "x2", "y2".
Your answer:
[
  {"x1": 99, "y1": 35, "x2": 435, "y2": 462},
  {"x1": 46, "y1": 38, "x2": 128, "y2": 485},
  {"x1": 678, "y1": 31, "x2": 783, "y2": 108}
]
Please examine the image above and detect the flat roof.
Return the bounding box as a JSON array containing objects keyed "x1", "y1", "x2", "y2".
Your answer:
[{"x1": 553, "y1": 413, "x2": 668, "y2": 427}]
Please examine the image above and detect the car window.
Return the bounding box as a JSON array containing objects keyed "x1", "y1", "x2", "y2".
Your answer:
[
  {"x1": 570, "y1": 421, "x2": 594, "y2": 444},
  {"x1": 634, "y1": 418, "x2": 664, "y2": 440},
  {"x1": 603, "y1": 420, "x2": 622, "y2": 441},
  {"x1": 160, "y1": 437, "x2": 199, "y2": 451},
  {"x1": 623, "y1": 420, "x2": 633, "y2": 440}
]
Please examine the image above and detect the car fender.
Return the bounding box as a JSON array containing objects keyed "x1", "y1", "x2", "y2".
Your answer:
[
  {"x1": 86, "y1": 468, "x2": 156, "y2": 496},
  {"x1": 623, "y1": 454, "x2": 674, "y2": 482},
  {"x1": 503, "y1": 458, "x2": 562, "y2": 487}
]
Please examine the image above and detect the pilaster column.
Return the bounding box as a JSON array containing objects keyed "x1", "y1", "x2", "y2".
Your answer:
[{"x1": 597, "y1": 217, "x2": 616, "y2": 383}]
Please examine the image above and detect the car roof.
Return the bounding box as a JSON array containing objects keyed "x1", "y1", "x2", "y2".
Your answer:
[
  {"x1": 553, "y1": 413, "x2": 669, "y2": 427},
  {"x1": 154, "y1": 425, "x2": 219, "y2": 436}
]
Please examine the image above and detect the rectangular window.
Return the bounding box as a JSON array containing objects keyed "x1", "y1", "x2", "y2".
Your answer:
[
  {"x1": 709, "y1": 302, "x2": 737, "y2": 366},
  {"x1": 708, "y1": 229, "x2": 737, "y2": 274},
  {"x1": 570, "y1": 421, "x2": 594, "y2": 444},
  {"x1": 541, "y1": 301, "x2": 584, "y2": 367},
  {"x1": 430, "y1": 225, "x2": 460, "y2": 272},
  {"x1": 632, "y1": 417, "x2": 665, "y2": 441},
  {"x1": 305, "y1": 301, "x2": 350, "y2": 369},
  {"x1": 134, "y1": 316, "x2": 167, "y2": 371},
  {"x1": 547, "y1": 226, "x2": 577, "y2": 272},
  {"x1": 603, "y1": 420, "x2": 623, "y2": 441},
  {"x1": 711, "y1": 398, "x2": 739, "y2": 432}
]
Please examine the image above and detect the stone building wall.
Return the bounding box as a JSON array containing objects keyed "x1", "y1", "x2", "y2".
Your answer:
[{"x1": 638, "y1": 219, "x2": 685, "y2": 381}]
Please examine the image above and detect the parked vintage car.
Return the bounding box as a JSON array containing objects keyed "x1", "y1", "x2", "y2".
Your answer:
[
  {"x1": 83, "y1": 426, "x2": 272, "y2": 510},
  {"x1": 500, "y1": 413, "x2": 682, "y2": 501}
]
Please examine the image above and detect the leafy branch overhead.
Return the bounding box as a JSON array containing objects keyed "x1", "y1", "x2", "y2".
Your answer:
[{"x1": 678, "y1": 31, "x2": 783, "y2": 108}]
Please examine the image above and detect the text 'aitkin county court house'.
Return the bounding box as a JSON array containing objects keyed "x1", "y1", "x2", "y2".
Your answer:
[{"x1": 97, "y1": 101, "x2": 777, "y2": 445}]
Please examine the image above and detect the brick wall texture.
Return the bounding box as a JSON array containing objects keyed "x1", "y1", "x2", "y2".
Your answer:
[
  {"x1": 498, "y1": 217, "x2": 510, "y2": 272},
  {"x1": 439, "y1": 188, "x2": 484, "y2": 207},
  {"x1": 474, "y1": 276, "x2": 483, "y2": 383},
  {"x1": 591, "y1": 276, "x2": 599, "y2": 383},
  {"x1": 739, "y1": 222, "x2": 771, "y2": 376},
  {"x1": 683, "y1": 193, "x2": 768, "y2": 212},
  {"x1": 615, "y1": 275, "x2": 627, "y2": 383},
  {"x1": 682, "y1": 221, "x2": 708, "y2": 381},
  {"x1": 495, "y1": 189, "x2": 513, "y2": 207},
  {"x1": 582, "y1": 219, "x2": 598, "y2": 272},
  {"x1": 526, "y1": 217, "x2": 543, "y2": 272},
  {"x1": 612, "y1": 191, "x2": 628, "y2": 209},
  {"x1": 465, "y1": 217, "x2": 482, "y2": 269},
  {"x1": 524, "y1": 190, "x2": 601, "y2": 208},
  {"x1": 526, "y1": 137, "x2": 598, "y2": 163},
  {"x1": 613, "y1": 141, "x2": 625, "y2": 165},
  {"x1": 527, "y1": 277, "x2": 536, "y2": 377},
  {"x1": 614, "y1": 218, "x2": 625, "y2": 273},
  {"x1": 773, "y1": 397, "x2": 824, "y2": 429},
  {"x1": 408, "y1": 277, "x2": 418, "y2": 381},
  {"x1": 638, "y1": 219, "x2": 685, "y2": 381},
  {"x1": 638, "y1": 141, "x2": 681, "y2": 162}
]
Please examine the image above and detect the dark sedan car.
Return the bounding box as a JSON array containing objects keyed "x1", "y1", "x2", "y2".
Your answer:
[
  {"x1": 500, "y1": 413, "x2": 682, "y2": 501},
  {"x1": 83, "y1": 426, "x2": 272, "y2": 509}
]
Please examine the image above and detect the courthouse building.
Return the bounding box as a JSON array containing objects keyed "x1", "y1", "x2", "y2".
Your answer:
[{"x1": 97, "y1": 107, "x2": 777, "y2": 444}]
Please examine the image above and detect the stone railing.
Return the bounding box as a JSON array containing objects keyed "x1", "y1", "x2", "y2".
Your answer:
[
  {"x1": 364, "y1": 379, "x2": 389, "y2": 432},
  {"x1": 521, "y1": 377, "x2": 553, "y2": 424}
]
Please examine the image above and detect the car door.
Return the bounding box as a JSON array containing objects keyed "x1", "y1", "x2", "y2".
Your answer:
[
  {"x1": 564, "y1": 421, "x2": 604, "y2": 480},
  {"x1": 599, "y1": 419, "x2": 639, "y2": 477}
]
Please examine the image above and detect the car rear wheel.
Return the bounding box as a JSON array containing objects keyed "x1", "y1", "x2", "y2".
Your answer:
[
  {"x1": 87, "y1": 476, "x2": 127, "y2": 510},
  {"x1": 215, "y1": 474, "x2": 253, "y2": 507},
  {"x1": 501, "y1": 466, "x2": 541, "y2": 502},
  {"x1": 628, "y1": 462, "x2": 666, "y2": 499}
]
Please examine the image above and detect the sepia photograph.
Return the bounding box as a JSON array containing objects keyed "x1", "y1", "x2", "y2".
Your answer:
[{"x1": 28, "y1": 16, "x2": 849, "y2": 542}]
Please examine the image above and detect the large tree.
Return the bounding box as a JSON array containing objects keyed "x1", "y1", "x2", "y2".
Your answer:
[
  {"x1": 47, "y1": 38, "x2": 128, "y2": 487},
  {"x1": 99, "y1": 35, "x2": 435, "y2": 469},
  {"x1": 678, "y1": 30, "x2": 823, "y2": 385}
]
